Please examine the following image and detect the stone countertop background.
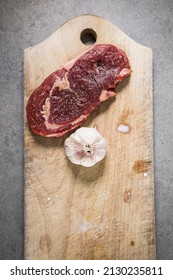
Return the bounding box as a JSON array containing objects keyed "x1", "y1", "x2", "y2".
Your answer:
[{"x1": 0, "y1": 0, "x2": 173, "y2": 260}]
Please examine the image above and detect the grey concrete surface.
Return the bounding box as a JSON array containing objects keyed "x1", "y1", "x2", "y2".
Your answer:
[{"x1": 0, "y1": 0, "x2": 173, "y2": 260}]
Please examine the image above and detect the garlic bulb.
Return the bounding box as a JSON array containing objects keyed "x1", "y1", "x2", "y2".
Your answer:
[{"x1": 64, "y1": 127, "x2": 107, "y2": 167}]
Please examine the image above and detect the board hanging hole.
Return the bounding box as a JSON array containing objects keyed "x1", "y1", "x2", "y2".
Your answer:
[{"x1": 80, "y1": 29, "x2": 97, "y2": 45}]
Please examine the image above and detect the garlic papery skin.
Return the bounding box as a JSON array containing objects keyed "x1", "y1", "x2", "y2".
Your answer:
[{"x1": 64, "y1": 127, "x2": 107, "y2": 167}]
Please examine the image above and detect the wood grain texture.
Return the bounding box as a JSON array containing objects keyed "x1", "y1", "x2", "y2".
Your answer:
[{"x1": 24, "y1": 15, "x2": 156, "y2": 259}]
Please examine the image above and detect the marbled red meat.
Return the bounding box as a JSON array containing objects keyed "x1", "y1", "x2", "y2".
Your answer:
[{"x1": 26, "y1": 44, "x2": 131, "y2": 137}]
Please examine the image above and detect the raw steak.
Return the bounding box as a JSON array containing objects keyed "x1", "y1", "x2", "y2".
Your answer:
[{"x1": 26, "y1": 44, "x2": 131, "y2": 137}]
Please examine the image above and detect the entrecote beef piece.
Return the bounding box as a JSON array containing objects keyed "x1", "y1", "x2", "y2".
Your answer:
[{"x1": 26, "y1": 44, "x2": 131, "y2": 137}]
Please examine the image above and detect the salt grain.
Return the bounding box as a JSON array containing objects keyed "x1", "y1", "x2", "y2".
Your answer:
[{"x1": 117, "y1": 124, "x2": 129, "y2": 133}]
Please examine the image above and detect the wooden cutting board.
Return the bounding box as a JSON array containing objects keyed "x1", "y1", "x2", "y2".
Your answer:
[{"x1": 24, "y1": 15, "x2": 156, "y2": 259}]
